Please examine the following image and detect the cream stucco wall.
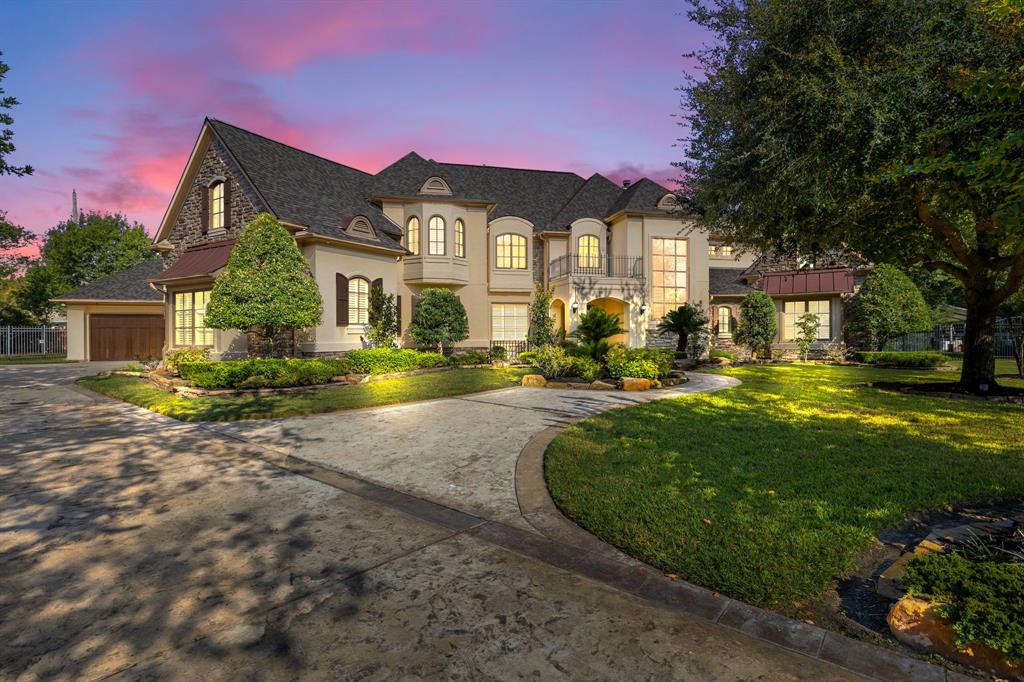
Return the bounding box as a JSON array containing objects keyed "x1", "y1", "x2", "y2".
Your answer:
[
  {"x1": 303, "y1": 242, "x2": 401, "y2": 353},
  {"x1": 163, "y1": 282, "x2": 248, "y2": 360},
  {"x1": 64, "y1": 302, "x2": 166, "y2": 361}
]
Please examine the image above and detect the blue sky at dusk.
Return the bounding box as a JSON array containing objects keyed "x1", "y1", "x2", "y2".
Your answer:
[{"x1": 2, "y1": 0, "x2": 708, "y2": 240}]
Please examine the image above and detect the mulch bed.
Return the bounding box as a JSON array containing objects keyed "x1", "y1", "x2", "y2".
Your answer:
[{"x1": 867, "y1": 380, "x2": 1024, "y2": 403}]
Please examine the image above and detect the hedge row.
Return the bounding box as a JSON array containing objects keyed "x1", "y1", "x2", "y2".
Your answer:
[
  {"x1": 178, "y1": 348, "x2": 448, "y2": 389},
  {"x1": 853, "y1": 351, "x2": 948, "y2": 368}
]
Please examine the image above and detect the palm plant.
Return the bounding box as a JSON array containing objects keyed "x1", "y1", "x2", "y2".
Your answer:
[
  {"x1": 657, "y1": 303, "x2": 709, "y2": 355},
  {"x1": 572, "y1": 306, "x2": 625, "y2": 361}
]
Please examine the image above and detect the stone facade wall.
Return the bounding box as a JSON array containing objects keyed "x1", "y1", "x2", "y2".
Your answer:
[
  {"x1": 532, "y1": 236, "x2": 545, "y2": 284},
  {"x1": 164, "y1": 140, "x2": 263, "y2": 265}
]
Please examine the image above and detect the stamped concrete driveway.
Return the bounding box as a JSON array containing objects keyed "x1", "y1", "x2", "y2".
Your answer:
[
  {"x1": 0, "y1": 364, "x2": 861, "y2": 680},
  {"x1": 205, "y1": 376, "x2": 737, "y2": 531}
]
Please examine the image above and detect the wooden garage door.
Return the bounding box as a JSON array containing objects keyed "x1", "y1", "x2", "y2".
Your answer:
[{"x1": 89, "y1": 314, "x2": 165, "y2": 361}]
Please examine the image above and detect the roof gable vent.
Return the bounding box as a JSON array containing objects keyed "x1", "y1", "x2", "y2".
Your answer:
[
  {"x1": 657, "y1": 193, "x2": 679, "y2": 210},
  {"x1": 418, "y1": 176, "x2": 453, "y2": 196},
  {"x1": 342, "y1": 215, "x2": 377, "y2": 239}
]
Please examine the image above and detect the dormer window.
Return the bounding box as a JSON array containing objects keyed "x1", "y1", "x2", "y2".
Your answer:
[
  {"x1": 657, "y1": 193, "x2": 679, "y2": 210},
  {"x1": 419, "y1": 176, "x2": 453, "y2": 196},
  {"x1": 343, "y1": 215, "x2": 376, "y2": 239},
  {"x1": 210, "y1": 180, "x2": 225, "y2": 230}
]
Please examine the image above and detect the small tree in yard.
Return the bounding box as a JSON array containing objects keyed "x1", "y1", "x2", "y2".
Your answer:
[
  {"x1": 572, "y1": 306, "x2": 625, "y2": 361},
  {"x1": 848, "y1": 264, "x2": 932, "y2": 351},
  {"x1": 734, "y1": 291, "x2": 777, "y2": 360},
  {"x1": 367, "y1": 282, "x2": 398, "y2": 348},
  {"x1": 527, "y1": 283, "x2": 557, "y2": 348},
  {"x1": 795, "y1": 312, "x2": 820, "y2": 362},
  {"x1": 408, "y1": 288, "x2": 468, "y2": 353},
  {"x1": 204, "y1": 213, "x2": 322, "y2": 357},
  {"x1": 657, "y1": 303, "x2": 709, "y2": 355}
]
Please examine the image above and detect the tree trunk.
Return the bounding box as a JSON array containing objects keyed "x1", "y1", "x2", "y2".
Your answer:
[
  {"x1": 676, "y1": 332, "x2": 687, "y2": 354},
  {"x1": 960, "y1": 298, "x2": 997, "y2": 393}
]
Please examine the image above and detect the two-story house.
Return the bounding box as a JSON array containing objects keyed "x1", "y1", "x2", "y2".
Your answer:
[{"x1": 55, "y1": 118, "x2": 855, "y2": 361}]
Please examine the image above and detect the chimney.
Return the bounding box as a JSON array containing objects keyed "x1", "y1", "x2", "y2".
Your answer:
[{"x1": 622, "y1": 180, "x2": 631, "y2": 189}]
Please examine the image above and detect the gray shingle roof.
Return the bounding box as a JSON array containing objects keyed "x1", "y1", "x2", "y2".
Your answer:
[
  {"x1": 205, "y1": 119, "x2": 682, "y2": 241},
  {"x1": 709, "y1": 267, "x2": 757, "y2": 296},
  {"x1": 208, "y1": 119, "x2": 405, "y2": 251},
  {"x1": 53, "y1": 260, "x2": 165, "y2": 302}
]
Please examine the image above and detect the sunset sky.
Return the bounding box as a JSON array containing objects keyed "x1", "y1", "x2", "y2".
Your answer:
[{"x1": 1, "y1": 0, "x2": 708, "y2": 242}]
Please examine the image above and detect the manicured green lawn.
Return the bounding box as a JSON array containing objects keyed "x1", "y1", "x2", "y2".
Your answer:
[
  {"x1": 545, "y1": 363, "x2": 1024, "y2": 610},
  {"x1": 79, "y1": 367, "x2": 528, "y2": 421}
]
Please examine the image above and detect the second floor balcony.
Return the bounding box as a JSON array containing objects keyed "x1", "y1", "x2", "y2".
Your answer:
[{"x1": 549, "y1": 253, "x2": 644, "y2": 281}]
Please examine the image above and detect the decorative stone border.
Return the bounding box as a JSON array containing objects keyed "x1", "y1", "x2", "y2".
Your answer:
[{"x1": 513, "y1": 392, "x2": 964, "y2": 682}]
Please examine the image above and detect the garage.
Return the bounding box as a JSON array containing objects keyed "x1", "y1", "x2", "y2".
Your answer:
[{"x1": 89, "y1": 314, "x2": 165, "y2": 361}]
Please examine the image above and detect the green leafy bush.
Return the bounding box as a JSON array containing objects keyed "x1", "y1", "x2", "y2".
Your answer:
[
  {"x1": 449, "y1": 350, "x2": 490, "y2": 366},
  {"x1": 489, "y1": 345, "x2": 507, "y2": 361},
  {"x1": 345, "y1": 348, "x2": 446, "y2": 374},
  {"x1": 904, "y1": 552, "x2": 1024, "y2": 662},
  {"x1": 568, "y1": 355, "x2": 603, "y2": 381},
  {"x1": 178, "y1": 358, "x2": 349, "y2": 389},
  {"x1": 854, "y1": 351, "x2": 947, "y2": 367},
  {"x1": 526, "y1": 344, "x2": 573, "y2": 378},
  {"x1": 734, "y1": 291, "x2": 777, "y2": 359},
  {"x1": 165, "y1": 346, "x2": 210, "y2": 373},
  {"x1": 709, "y1": 350, "x2": 738, "y2": 361},
  {"x1": 518, "y1": 350, "x2": 537, "y2": 365},
  {"x1": 848, "y1": 264, "x2": 932, "y2": 351},
  {"x1": 605, "y1": 346, "x2": 672, "y2": 380},
  {"x1": 408, "y1": 288, "x2": 469, "y2": 352}
]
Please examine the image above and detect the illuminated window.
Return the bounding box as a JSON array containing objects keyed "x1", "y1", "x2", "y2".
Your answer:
[
  {"x1": 577, "y1": 234, "x2": 600, "y2": 269},
  {"x1": 783, "y1": 299, "x2": 831, "y2": 340},
  {"x1": 348, "y1": 277, "x2": 369, "y2": 325},
  {"x1": 650, "y1": 237, "x2": 687, "y2": 318},
  {"x1": 491, "y1": 303, "x2": 528, "y2": 341},
  {"x1": 454, "y1": 218, "x2": 465, "y2": 258},
  {"x1": 718, "y1": 306, "x2": 732, "y2": 336},
  {"x1": 210, "y1": 181, "x2": 225, "y2": 230},
  {"x1": 708, "y1": 244, "x2": 717, "y2": 257},
  {"x1": 428, "y1": 216, "x2": 445, "y2": 255},
  {"x1": 495, "y1": 233, "x2": 527, "y2": 269},
  {"x1": 407, "y1": 216, "x2": 419, "y2": 255},
  {"x1": 174, "y1": 290, "x2": 214, "y2": 346}
]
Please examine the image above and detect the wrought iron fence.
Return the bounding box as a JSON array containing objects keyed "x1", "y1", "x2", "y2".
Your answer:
[
  {"x1": 0, "y1": 326, "x2": 68, "y2": 358},
  {"x1": 490, "y1": 339, "x2": 530, "y2": 360},
  {"x1": 885, "y1": 318, "x2": 1021, "y2": 359},
  {"x1": 549, "y1": 253, "x2": 644, "y2": 280}
]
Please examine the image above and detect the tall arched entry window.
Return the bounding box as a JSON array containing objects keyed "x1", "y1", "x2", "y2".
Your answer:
[
  {"x1": 717, "y1": 306, "x2": 732, "y2": 336},
  {"x1": 577, "y1": 234, "x2": 600, "y2": 269}
]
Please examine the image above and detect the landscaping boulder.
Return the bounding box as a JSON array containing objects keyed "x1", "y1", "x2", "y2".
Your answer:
[
  {"x1": 522, "y1": 374, "x2": 547, "y2": 388},
  {"x1": 590, "y1": 380, "x2": 615, "y2": 390},
  {"x1": 344, "y1": 373, "x2": 369, "y2": 385},
  {"x1": 888, "y1": 596, "x2": 1024, "y2": 680},
  {"x1": 620, "y1": 377, "x2": 652, "y2": 391}
]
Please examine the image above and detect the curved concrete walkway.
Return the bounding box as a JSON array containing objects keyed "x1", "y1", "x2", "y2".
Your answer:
[{"x1": 205, "y1": 373, "x2": 740, "y2": 531}]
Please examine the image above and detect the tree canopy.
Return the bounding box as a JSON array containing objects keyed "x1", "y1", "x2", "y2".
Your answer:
[
  {"x1": 16, "y1": 211, "x2": 154, "y2": 321},
  {"x1": 0, "y1": 209, "x2": 34, "y2": 279},
  {"x1": 408, "y1": 288, "x2": 469, "y2": 352},
  {"x1": 848, "y1": 264, "x2": 933, "y2": 351},
  {"x1": 204, "y1": 213, "x2": 323, "y2": 356},
  {"x1": 734, "y1": 291, "x2": 777, "y2": 358},
  {"x1": 682, "y1": 0, "x2": 1024, "y2": 391},
  {"x1": 0, "y1": 51, "x2": 32, "y2": 177}
]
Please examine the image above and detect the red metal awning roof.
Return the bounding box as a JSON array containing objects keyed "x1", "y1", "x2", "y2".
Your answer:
[
  {"x1": 761, "y1": 268, "x2": 855, "y2": 295},
  {"x1": 148, "y1": 239, "x2": 236, "y2": 283}
]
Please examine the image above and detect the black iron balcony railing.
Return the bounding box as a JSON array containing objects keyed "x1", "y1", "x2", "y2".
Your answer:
[{"x1": 548, "y1": 253, "x2": 644, "y2": 280}]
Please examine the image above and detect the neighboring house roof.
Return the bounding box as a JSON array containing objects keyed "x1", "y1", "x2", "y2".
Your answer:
[
  {"x1": 206, "y1": 119, "x2": 405, "y2": 252},
  {"x1": 709, "y1": 268, "x2": 757, "y2": 296},
  {"x1": 761, "y1": 268, "x2": 856, "y2": 295},
  {"x1": 52, "y1": 260, "x2": 165, "y2": 303},
  {"x1": 149, "y1": 239, "x2": 236, "y2": 283}
]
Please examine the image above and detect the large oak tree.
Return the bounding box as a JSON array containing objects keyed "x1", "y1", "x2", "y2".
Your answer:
[{"x1": 681, "y1": 0, "x2": 1024, "y2": 392}]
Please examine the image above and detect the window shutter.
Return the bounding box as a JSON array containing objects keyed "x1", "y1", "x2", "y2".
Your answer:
[
  {"x1": 372, "y1": 277, "x2": 383, "y2": 293},
  {"x1": 396, "y1": 295, "x2": 402, "y2": 334},
  {"x1": 199, "y1": 184, "x2": 209, "y2": 233},
  {"x1": 222, "y1": 178, "x2": 232, "y2": 230},
  {"x1": 336, "y1": 273, "x2": 349, "y2": 326}
]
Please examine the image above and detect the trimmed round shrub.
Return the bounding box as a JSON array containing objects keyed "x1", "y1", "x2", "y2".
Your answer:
[
  {"x1": 178, "y1": 358, "x2": 350, "y2": 389},
  {"x1": 344, "y1": 348, "x2": 446, "y2": 374},
  {"x1": 605, "y1": 346, "x2": 672, "y2": 380},
  {"x1": 489, "y1": 345, "x2": 508, "y2": 361},
  {"x1": 165, "y1": 346, "x2": 210, "y2": 374}
]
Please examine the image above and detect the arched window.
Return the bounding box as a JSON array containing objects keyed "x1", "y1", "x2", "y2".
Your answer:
[
  {"x1": 348, "y1": 277, "x2": 370, "y2": 325},
  {"x1": 406, "y1": 216, "x2": 420, "y2": 255},
  {"x1": 428, "y1": 216, "x2": 445, "y2": 255},
  {"x1": 577, "y1": 234, "x2": 600, "y2": 269},
  {"x1": 495, "y1": 234, "x2": 527, "y2": 269},
  {"x1": 454, "y1": 218, "x2": 465, "y2": 258},
  {"x1": 718, "y1": 306, "x2": 731, "y2": 336},
  {"x1": 209, "y1": 180, "x2": 225, "y2": 230}
]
